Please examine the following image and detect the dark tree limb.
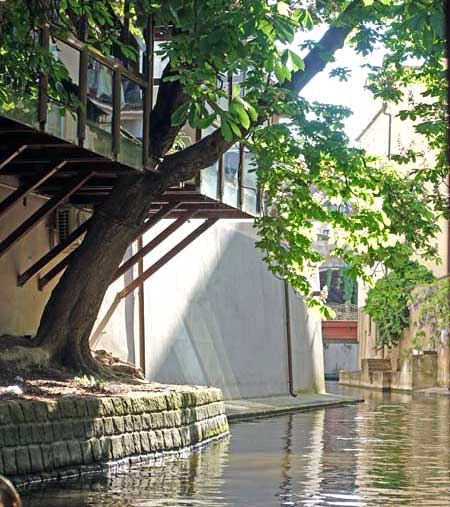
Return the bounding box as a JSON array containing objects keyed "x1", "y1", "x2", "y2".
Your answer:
[{"x1": 149, "y1": 63, "x2": 191, "y2": 159}]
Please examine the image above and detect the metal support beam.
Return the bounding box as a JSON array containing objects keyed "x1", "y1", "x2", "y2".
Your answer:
[
  {"x1": 118, "y1": 219, "x2": 218, "y2": 299},
  {"x1": 0, "y1": 145, "x2": 28, "y2": 170},
  {"x1": 137, "y1": 235, "x2": 146, "y2": 375},
  {"x1": 17, "y1": 218, "x2": 92, "y2": 286},
  {"x1": 38, "y1": 201, "x2": 182, "y2": 290},
  {"x1": 0, "y1": 161, "x2": 67, "y2": 217},
  {"x1": 112, "y1": 212, "x2": 195, "y2": 282},
  {"x1": 0, "y1": 172, "x2": 93, "y2": 259}
]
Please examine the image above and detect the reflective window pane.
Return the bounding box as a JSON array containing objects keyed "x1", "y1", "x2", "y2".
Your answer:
[
  {"x1": 242, "y1": 150, "x2": 258, "y2": 215},
  {"x1": 85, "y1": 57, "x2": 113, "y2": 158},
  {"x1": 223, "y1": 145, "x2": 240, "y2": 208},
  {"x1": 46, "y1": 40, "x2": 79, "y2": 143},
  {"x1": 119, "y1": 77, "x2": 144, "y2": 170}
]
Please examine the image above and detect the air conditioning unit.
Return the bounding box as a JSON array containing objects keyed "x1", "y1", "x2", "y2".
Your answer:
[{"x1": 56, "y1": 206, "x2": 83, "y2": 247}]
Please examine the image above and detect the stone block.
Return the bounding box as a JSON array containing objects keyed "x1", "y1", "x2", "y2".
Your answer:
[
  {"x1": 15, "y1": 447, "x2": 31, "y2": 475},
  {"x1": 100, "y1": 437, "x2": 112, "y2": 461},
  {"x1": 45, "y1": 401, "x2": 60, "y2": 420},
  {"x1": 113, "y1": 416, "x2": 125, "y2": 433},
  {"x1": 84, "y1": 420, "x2": 95, "y2": 439},
  {"x1": 132, "y1": 415, "x2": 142, "y2": 431},
  {"x1": 132, "y1": 432, "x2": 142, "y2": 454},
  {"x1": 124, "y1": 415, "x2": 134, "y2": 433},
  {"x1": 155, "y1": 430, "x2": 165, "y2": 451},
  {"x1": 122, "y1": 433, "x2": 135, "y2": 456},
  {"x1": 103, "y1": 417, "x2": 114, "y2": 436},
  {"x1": 162, "y1": 429, "x2": 173, "y2": 450},
  {"x1": 67, "y1": 441, "x2": 83, "y2": 466},
  {"x1": 9, "y1": 403, "x2": 25, "y2": 423},
  {"x1": 2, "y1": 448, "x2": 17, "y2": 475},
  {"x1": 112, "y1": 398, "x2": 125, "y2": 416},
  {"x1": 151, "y1": 412, "x2": 163, "y2": 429},
  {"x1": 142, "y1": 414, "x2": 151, "y2": 430},
  {"x1": 19, "y1": 423, "x2": 34, "y2": 445},
  {"x1": 93, "y1": 418, "x2": 105, "y2": 437},
  {"x1": 163, "y1": 411, "x2": 175, "y2": 428},
  {"x1": 120, "y1": 397, "x2": 133, "y2": 415},
  {"x1": 173, "y1": 410, "x2": 182, "y2": 427},
  {"x1": 29, "y1": 445, "x2": 44, "y2": 474},
  {"x1": 52, "y1": 422, "x2": 62, "y2": 441},
  {"x1": 143, "y1": 395, "x2": 167, "y2": 413},
  {"x1": 99, "y1": 398, "x2": 115, "y2": 417},
  {"x1": 21, "y1": 403, "x2": 36, "y2": 423},
  {"x1": 75, "y1": 400, "x2": 88, "y2": 418},
  {"x1": 0, "y1": 404, "x2": 11, "y2": 425},
  {"x1": 110, "y1": 436, "x2": 124, "y2": 460},
  {"x1": 86, "y1": 398, "x2": 101, "y2": 418},
  {"x1": 72, "y1": 420, "x2": 86, "y2": 438},
  {"x1": 4, "y1": 425, "x2": 20, "y2": 446},
  {"x1": 40, "y1": 444, "x2": 54, "y2": 471},
  {"x1": 59, "y1": 398, "x2": 78, "y2": 418},
  {"x1": 51, "y1": 441, "x2": 69, "y2": 469},
  {"x1": 131, "y1": 397, "x2": 145, "y2": 414},
  {"x1": 90, "y1": 438, "x2": 102, "y2": 462},
  {"x1": 148, "y1": 431, "x2": 159, "y2": 452},
  {"x1": 180, "y1": 426, "x2": 190, "y2": 448},
  {"x1": 0, "y1": 428, "x2": 4, "y2": 447},
  {"x1": 80, "y1": 440, "x2": 93, "y2": 465},
  {"x1": 61, "y1": 420, "x2": 74, "y2": 440},
  {"x1": 171, "y1": 428, "x2": 182, "y2": 449},
  {"x1": 140, "y1": 432, "x2": 150, "y2": 453}
]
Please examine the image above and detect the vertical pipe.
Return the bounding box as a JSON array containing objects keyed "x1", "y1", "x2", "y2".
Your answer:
[
  {"x1": 112, "y1": 69, "x2": 122, "y2": 159},
  {"x1": 284, "y1": 281, "x2": 297, "y2": 397},
  {"x1": 137, "y1": 235, "x2": 146, "y2": 376},
  {"x1": 143, "y1": 14, "x2": 154, "y2": 169}
]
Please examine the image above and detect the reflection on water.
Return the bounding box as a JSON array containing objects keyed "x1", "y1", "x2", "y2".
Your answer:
[{"x1": 23, "y1": 384, "x2": 450, "y2": 506}]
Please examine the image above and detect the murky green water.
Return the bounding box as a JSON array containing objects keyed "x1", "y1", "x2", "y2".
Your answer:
[{"x1": 23, "y1": 384, "x2": 450, "y2": 506}]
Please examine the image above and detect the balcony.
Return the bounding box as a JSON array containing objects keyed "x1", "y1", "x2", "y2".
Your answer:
[{"x1": 0, "y1": 20, "x2": 260, "y2": 216}]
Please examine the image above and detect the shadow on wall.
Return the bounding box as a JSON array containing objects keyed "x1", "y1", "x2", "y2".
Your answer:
[{"x1": 136, "y1": 221, "x2": 325, "y2": 400}]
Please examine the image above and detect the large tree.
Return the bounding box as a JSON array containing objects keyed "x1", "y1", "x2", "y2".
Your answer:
[{"x1": 0, "y1": 0, "x2": 446, "y2": 373}]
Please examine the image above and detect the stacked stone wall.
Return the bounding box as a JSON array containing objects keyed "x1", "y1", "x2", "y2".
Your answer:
[{"x1": 0, "y1": 387, "x2": 228, "y2": 484}]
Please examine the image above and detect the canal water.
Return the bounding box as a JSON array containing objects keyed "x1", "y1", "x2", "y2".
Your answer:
[{"x1": 23, "y1": 384, "x2": 450, "y2": 506}]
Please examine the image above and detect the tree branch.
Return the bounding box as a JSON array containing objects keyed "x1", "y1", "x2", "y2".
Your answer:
[
  {"x1": 158, "y1": 1, "x2": 367, "y2": 186},
  {"x1": 149, "y1": 62, "x2": 191, "y2": 159},
  {"x1": 287, "y1": 0, "x2": 365, "y2": 94}
]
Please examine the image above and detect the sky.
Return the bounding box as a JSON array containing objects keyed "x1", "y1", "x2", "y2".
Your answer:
[{"x1": 298, "y1": 34, "x2": 385, "y2": 144}]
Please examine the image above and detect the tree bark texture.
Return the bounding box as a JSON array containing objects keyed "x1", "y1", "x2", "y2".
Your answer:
[{"x1": 30, "y1": 3, "x2": 367, "y2": 372}]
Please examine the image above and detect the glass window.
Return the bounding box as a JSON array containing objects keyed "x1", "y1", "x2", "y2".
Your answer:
[
  {"x1": 242, "y1": 149, "x2": 258, "y2": 215},
  {"x1": 85, "y1": 57, "x2": 114, "y2": 158},
  {"x1": 223, "y1": 145, "x2": 240, "y2": 208},
  {"x1": 118, "y1": 77, "x2": 144, "y2": 170},
  {"x1": 46, "y1": 39, "x2": 79, "y2": 144}
]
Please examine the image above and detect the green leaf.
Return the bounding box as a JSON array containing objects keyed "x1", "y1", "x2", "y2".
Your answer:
[
  {"x1": 171, "y1": 102, "x2": 190, "y2": 127},
  {"x1": 221, "y1": 119, "x2": 233, "y2": 142}
]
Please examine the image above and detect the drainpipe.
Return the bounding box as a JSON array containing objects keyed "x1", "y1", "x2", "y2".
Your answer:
[
  {"x1": 284, "y1": 281, "x2": 297, "y2": 397},
  {"x1": 137, "y1": 235, "x2": 146, "y2": 376},
  {"x1": 382, "y1": 102, "x2": 392, "y2": 159}
]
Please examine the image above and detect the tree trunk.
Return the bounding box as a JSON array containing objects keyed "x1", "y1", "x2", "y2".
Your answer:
[{"x1": 34, "y1": 173, "x2": 163, "y2": 372}]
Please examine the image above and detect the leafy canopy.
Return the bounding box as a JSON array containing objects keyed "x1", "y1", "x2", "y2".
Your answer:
[
  {"x1": 0, "y1": 0, "x2": 446, "y2": 312},
  {"x1": 365, "y1": 261, "x2": 435, "y2": 349}
]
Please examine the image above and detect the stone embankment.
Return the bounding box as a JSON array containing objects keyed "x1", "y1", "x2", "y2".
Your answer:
[{"x1": 0, "y1": 387, "x2": 228, "y2": 485}]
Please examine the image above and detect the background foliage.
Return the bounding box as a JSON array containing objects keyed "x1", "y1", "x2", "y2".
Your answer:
[{"x1": 364, "y1": 261, "x2": 435, "y2": 349}]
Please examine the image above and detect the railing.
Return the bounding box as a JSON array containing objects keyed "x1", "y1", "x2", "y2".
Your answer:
[
  {"x1": 1, "y1": 17, "x2": 154, "y2": 171},
  {"x1": 327, "y1": 302, "x2": 358, "y2": 321},
  {"x1": 0, "y1": 19, "x2": 261, "y2": 215}
]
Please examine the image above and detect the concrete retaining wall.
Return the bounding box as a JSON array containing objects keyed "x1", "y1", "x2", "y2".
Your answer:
[
  {"x1": 323, "y1": 341, "x2": 358, "y2": 380},
  {"x1": 95, "y1": 221, "x2": 325, "y2": 398},
  {"x1": 0, "y1": 387, "x2": 228, "y2": 483}
]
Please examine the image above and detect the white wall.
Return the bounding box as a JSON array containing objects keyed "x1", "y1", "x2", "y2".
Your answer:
[
  {"x1": 95, "y1": 220, "x2": 325, "y2": 399},
  {"x1": 0, "y1": 182, "x2": 65, "y2": 336}
]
